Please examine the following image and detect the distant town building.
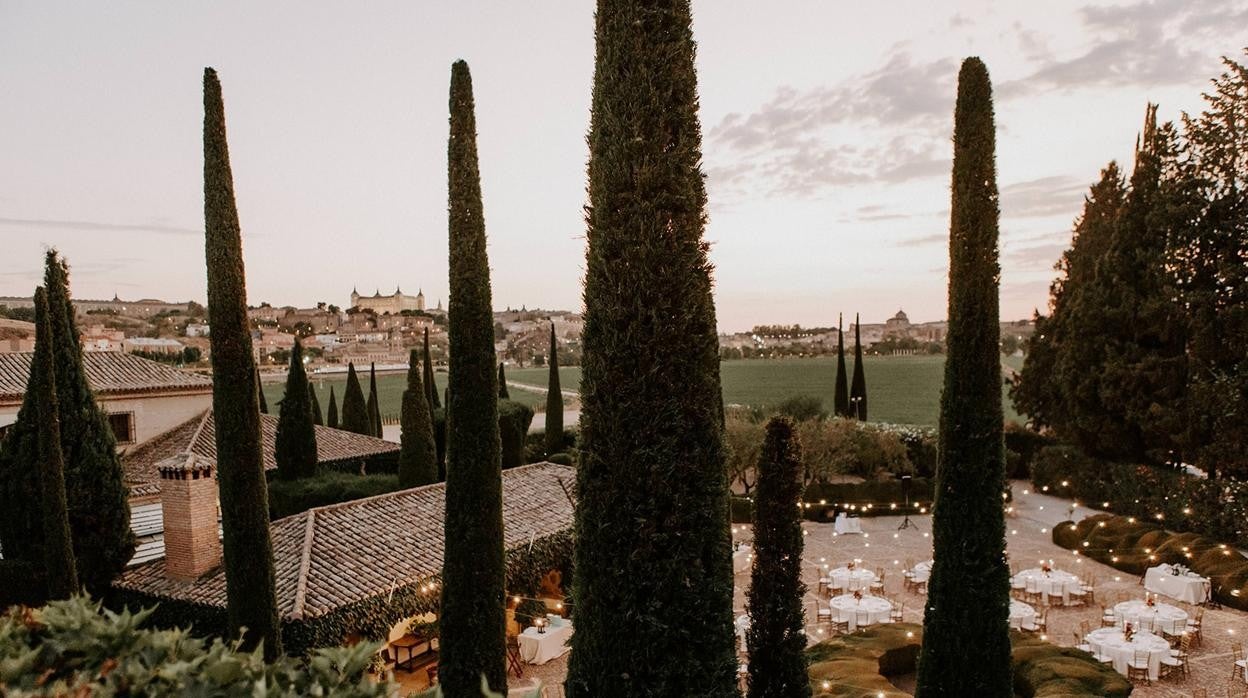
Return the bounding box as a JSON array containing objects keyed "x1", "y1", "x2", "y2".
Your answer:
[
  {"x1": 123, "y1": 337, "x2": 185, "y2": 355},
  {"x1": 0, "y1": 319, "x2": 35, "y2": 354},
  {"x1": 350, "y1": 286, "x2": 425, "y2": 314},
  {"x1": 184, "y1": 323, "x2": 210, "y2": 338},
  {"x1": 0, "y1": 294, "x2": 191, "y2": 318}
]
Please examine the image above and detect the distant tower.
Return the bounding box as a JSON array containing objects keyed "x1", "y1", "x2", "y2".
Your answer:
[
  {"x1": 350, "y1": 287, "x2": 361, "y2": 309},
  {"x1": 416, "y1": 288, "x2": 426, "y2": 311}
]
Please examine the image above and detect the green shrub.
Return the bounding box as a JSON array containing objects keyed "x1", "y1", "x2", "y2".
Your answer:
[
  {"x1": 268, "y1": 470, "x2": 401, "y2": 520},
  {"x1": 1003, "y1": 422, "x2": 1054, "y2": 480},
  {"x1": 1052, "y1": 513, "x2": 1248, "y2": 610},
  {"x1": 0, "y1": 597, "x2": 390, "y2": 696},
  {"x1": 730, "y1": 479, "x2": 937, "y2": 524},
  {"x1": 798, "y1": 419, "x2": 912, "y2": 482},
  {"x1": 546, "y1": 452, "x2": 574, "y2": 466},
  {"x1": 499, "y1": 400, "x2": 535, "y2": 470},
  {"x1": 772, "y1": 394, "x2": 826, "y2": 422}
]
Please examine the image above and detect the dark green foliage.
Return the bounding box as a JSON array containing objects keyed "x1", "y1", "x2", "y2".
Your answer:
[
  {"x1": 0, "y1": 252, "x2": 134, "y2": 596},
  {"x1": 729, "y1": 478, "x2": 937, "y2": 524},
  {"x1": 833, "y1": 314, "x2": 850, "y2": 418},
  {"x1": 202, "y1": 67, "x2": 282, "y2": 658},
  {"x1": 309, "y1": 381, "x2": 323, "y2": 427},
  {"x1": 567, "y1": 2, "x2": 736, "y2": 694},
  {"x1": 498, "y1": 362, "x2": 510, "y2": 399},
  {"x1": 32, "y1": 288, "x2": 78, "y2": 601},
  {"x1": 773, "y1": 395, "x2": 825, "y2": 422},
  {"x1": 339, "y1": 363, "x2": 371, "y2": 435},
  {"x1": 0, "y1": 561, "x2": 44, "y2": 608},
  {"x1": 257, "y1": 369, "x2": 268, "y2": 414},
  {"x1": 916, "y1": 57, "x2": 1011, "y2": 696},
  {"x1": 746, "y1": 417, "x2": 810, "y2": 698},
  {"x1": 498, "y1": 400, "x2": 535, "y2": 470},
  {"x1": 849, "y1": 315, "x2": 867, "y2": 420},
  {"x1": 432, "y1": 408, "x2": 447, "y2": 481},
  {"x1": 268, "y1": 471, "x2": 401, "y2": 521},
  {"x1": 544, "y1": 323, "x2": 563, "y2": 456},
  {"x1": 439, "y1": 59, "x2": 506, "y2": 696},
  {"x1": 275, "y1": 340, "x2": 318, "y2": 481},
  {"x1": 327, "y1": 386, "x2": 339, "y2": 429},
  {"x1": 422, "y1": 327, "x2": 440, "y2": 410},
  {"x1": 367, "y1": 363, "x2": 382, "y2": 438},
  {"x1": 398, "y1": 350, "x2": 438, "y2": 488}
]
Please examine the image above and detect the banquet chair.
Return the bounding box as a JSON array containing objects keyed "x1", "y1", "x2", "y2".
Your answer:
[
  {"x1": 506, "y1": 634, "x2": 525, "y2": 678},
  {"x1": 830, "y1": 613, "x2": 850, "y2": 636},
  {"x1": 1080, "y1": 575, "x2": 1097, "y2": 605},
  {"x1": 855, "y1": 609, "x2": 871, "y2": 631},
  {"x1": 870, "y1": 570, "x2": 885, "y2": 594},
  {"x1": 1066, "y1": 581, "x2": 1088, "y2": 607},
  {"x1": 1186, "y1": 608, "x2": 1204, "y2": 646},
  {"x1": 829, "y1": 577, "x2": 846, "y2": 596},
  {"x1": 1045, "y1": 582, "x2": 1066, "y2": 608},
  {"x1": 1136, "y1": 616, "x2": 1155, "y2": 634},
  {"x1": 1233, "y1": 642, "x2": 1246, "y2": 683},
  {"x1": 890, "y1": 603, "x2": 904, "y2": 623},
  {"x1": 1100, "y1": 604, "x2": 1117, "y2": 628},
  {"x1": 1162, "y1": 633, "x2": 1192, "y2": 680},
  {"x1": 1127, "y1": 649, "x2": 1151, "y2": 685},
  {"x1": 1074, "y1": 631, "x2": 1113, "y2": 664},
  {"x1": 1010, "y1": 573, "x2": 1026, "y2": 600},
  {"x1": 902, "y1": 569, "x2": 917, "y2": 593},
  {"x1": 814, "y1": 600, "x2": 833, "y2": 626},
  {"x1": 1024, "y1": 579, "x2": 1043, "y2": 605}
]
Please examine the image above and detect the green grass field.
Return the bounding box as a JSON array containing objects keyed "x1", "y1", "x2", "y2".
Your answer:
[{"x1": 270, "y1": 356, "x2": 1022, "y2": 427}]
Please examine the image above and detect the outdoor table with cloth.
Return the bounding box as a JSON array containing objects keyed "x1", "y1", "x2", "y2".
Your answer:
[
  {"x1": 827, "y1": 566, "x2": 877, "y2": 592},
  {"x1": 1009, "y1": 600, "x2": 1037, "y2": 630},
  {"x1": 834, "y1": 513, "x2": 862, "y2": 535},
  {"x1": 1113, "y1": 599, "x2": 1188, "y2": 635},
  {"x1": 1085, "y1": 628, "x2": 1172, "y2": 681},
  {"x1": 735, "y1": 614, "x2": 750, "y2": 644},
  {"x1": 830, "y1": 594, "x2": 891, "y2": 631},
  {"x1": 517, "y1": 616, "x2": 573, "y2": 665},
  {"x1": 733, "y1": 544, "x2": 753, "y2": 574},
  {"x1": 911, "y1": 560, "x2": 934, "y2": 583},
  {"x1": 1013, "y1": 568, "x2": 1081, "y2": 605},
  {"x1": 1144, "y1": 564, "x2": 1210, "y2": 604}
]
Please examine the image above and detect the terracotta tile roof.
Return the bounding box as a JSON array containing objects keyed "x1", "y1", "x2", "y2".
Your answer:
[
  {"x1": 0, "y1": 351, "x2": 212, "y2": 403},
  {"x1": 114, "y1": 462, "x2": 576, "y2": 620},
  {"x1": 123, "y1": 409, "x2": 400, "y2": 493}
]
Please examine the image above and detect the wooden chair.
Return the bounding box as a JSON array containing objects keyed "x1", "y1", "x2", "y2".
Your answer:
[
  {"x1": 506, "y1": 634, "x2": 525, "y2": 678},
  {"x1": 1032, "y1": 609, "x2": 1048, "y2": 634},
  {"x1": 830, "y1": 614, "x2": 850, "y2": 636},
  {"x1": 1066, "y1": 580, "x2": 1088, "y2": 607},
  {"x1": 855, "y1": 609, "x2": 871, "y2": 632},
  {"x1": 1023, "y1": 578, "x2": 1043, "y2": 605},
  {"x1": 814, "y1": 600, "x2": 833, "y2": 625},
  {"x1": 1010, "y1": 572, "x2": 1026, "y2": 600},
  {"x1": 1127, "y1": 649, "x2": 1151, "y2": 685},
  {"x1": 889, "y1": 602, "x2": 904, "y2": 623},
  {"x1": 828, "y1": 577, "x2": 846, "y2": 597},
  {"x1": 1100, "y1": 605, "x2": 1117, "y2": 628},
  {"x1": 1161, "y1": 632, "x2": 1192, "y2": 680},
  {"x1": 1233, "y1": 642, "x2": 1246, "y2": 683},
  {"x1": 1187, "y1": 607, "x2": 1204, "y2": 646},
  {"x1": 1045, "y1": 582, "x2": 1066, "y2": 608},
  {"x1": 870, "y1": 570, "x2": 885, "y2": 594},
  {"x1": 817, "y1": 574, "x2": 830, "y2": 596}
]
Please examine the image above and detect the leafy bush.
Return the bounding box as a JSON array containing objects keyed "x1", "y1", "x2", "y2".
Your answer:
[
  {"x1": 1052, "y1": 513, "x2": 1248, "y2": 610},
  {"x1": 1032, "y1": 445, "x2": 1248, "y2": 548},
  {"x1": 268, "y1": 470, "x2": 400, "y2": 520},
  {"x1": 874, "y1": 423, "x2": 938, "y2": 478},
  {"x1": 725, "y1": 412, "x2": 766, "y2": 494},
  {"x1": 524, "y1": 428, "x2": 577, "y2": 464},
  {"x1": 1003, "y1": 421, "x2": 1054, "y2": 480},
  {"x1": 797, "y1": 419, "x2": 912, "y2": 482},
  {"x1": 498, "y1": 400, "x2": 535, "y2": 470},
  {"x1": 0, "y1": 597, "x2": 390, "y2": 696},
  {"x1": 730, "y1": 479, "x2": 936, "y2": 524},
  {"x1": 546, "y1": 452, "x2": 574, "y2": 466},
  {"x1": 772, "y1": 394, "x2": 826, "y2": 422}
]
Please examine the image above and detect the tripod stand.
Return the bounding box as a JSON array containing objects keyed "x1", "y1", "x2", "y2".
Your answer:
[{"x1": 897, "y1": 475, "x2": 920, "y2": 531}]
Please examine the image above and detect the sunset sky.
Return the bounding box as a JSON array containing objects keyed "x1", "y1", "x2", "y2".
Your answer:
[{"x1": 2, "y1": 1, "x2": 1244, "y2": 331}]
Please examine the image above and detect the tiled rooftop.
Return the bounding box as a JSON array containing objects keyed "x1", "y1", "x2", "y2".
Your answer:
[
  {"x1": 114, "y1": 462, "x2": 576, "y2": 620},
  {"x1": 0, "y1": 351, "x2": 212, "y2": 403}
]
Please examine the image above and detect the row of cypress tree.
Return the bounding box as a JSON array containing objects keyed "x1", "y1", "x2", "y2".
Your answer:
[{"x1": 831, "y1": 313, "x2": 869, "y2": 420}]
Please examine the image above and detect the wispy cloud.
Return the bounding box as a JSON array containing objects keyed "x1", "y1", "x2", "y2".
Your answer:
[
  {"x1": 999, "y1": 175, "x2": 1087, "y2": 219},
  {"x1": 0, "y1": 216, "x2": 202, "y2": 236}
]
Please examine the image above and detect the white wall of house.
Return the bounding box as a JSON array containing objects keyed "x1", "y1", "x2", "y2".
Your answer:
[{"x1": 2, "y1": 390, "x2": 212, "y2": 449}]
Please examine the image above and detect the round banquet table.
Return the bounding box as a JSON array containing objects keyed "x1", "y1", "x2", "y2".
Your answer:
[
  {"x1": 1113, "y1": 599, "x2": 1188, "y2": 635},
  {"x1": 735, "y1": 614, "x2": 750, "y2": 642},
  {"x1": 1013, "y1": 568, "x2": 1081, "y2": 605},
  {"x1": 829, "y1": 594, "x2": 891, "y2": 631},
  {"x1": 1009, "y1": 600, "x2": 1037, "y2": 630},
  {"x1": 827, "y1": 567, "x2": 877, "y2": 592},
  {"x1": 1085, "y1": 627, "x2": 1171, "y2": 680},
  {"x1": 910, "y1": 560, "x2": 934, "y2": 583},
  {"x1": 732, "y1": 545, "x2": 752, "y2": 574}
]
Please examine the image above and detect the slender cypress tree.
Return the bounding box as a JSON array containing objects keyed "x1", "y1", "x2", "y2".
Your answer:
[
  {"x1": 367, "y1": 362, "x2": 382, "y2": 437},
  {"x1": 339, "y1": 362, "x2": 371, "y2": 435},
  {"x1": 423, "y1": 327, "x2": 441, "y2": 410},
  {"x1": 202, "y1": 66, "x2": 282, "y2": 658},
  {"x1": 497, "y1": 362, "x2": 510, "y2": 399},
  {"x1": 439, "y1": 59, "x2": 506, "y2": 696},
  {"x1": 849, "y1": 313, "x2": 868, "y2": 420},
  {"x1": 567, "y1": 2, "x2": 735, "y2": 694},
  {"x1": 544, "y1": 322, "x2": 563, "y2": 455},
  {"x1": 399, "y1": 349, "x2": 438, "y2": 488},
  {"x1": 32, "y1": 287, "x2": 79, "y2": 601},
  {"x1": 746, "y1": 417, "x2": 809, "y2": 698},
  {"x1": 257, "y1": 369, "x2": 268, "y2": 413},
  {"x1": 275, "y1": 340, "x2": 318, "y2": 480},
  {"x1": 326, "y1": 386, "x2": 339, "y2": 429},
  {"x1": 833, "y1": 313, "x2": 850, "y2": 418},
  {"x1": 915, "y1": 57, "x2": 1011, "y2": 696},
  {"x1": 309, "y1": 380, "x2": 323, "y2": 426}
]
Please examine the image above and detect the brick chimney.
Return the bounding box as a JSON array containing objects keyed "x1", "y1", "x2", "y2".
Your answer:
[{"x1": 158, "y1": 454, "x2": 220, "y2": 581}]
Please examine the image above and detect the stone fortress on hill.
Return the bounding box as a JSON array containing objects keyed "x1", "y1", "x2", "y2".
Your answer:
[{"x1": 350, "y1": 286, "x2": 436, "y2": 314}]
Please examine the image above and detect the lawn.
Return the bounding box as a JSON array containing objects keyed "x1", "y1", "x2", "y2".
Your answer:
[{"x1": 268, "y1": 356, "x2": 1022, "y2": 428}]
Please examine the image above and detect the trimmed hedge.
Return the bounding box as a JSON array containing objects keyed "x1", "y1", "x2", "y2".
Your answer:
[
  {"x1": 731, "y1": 479, "x2": 936, "y2": 524},
  {"x1": 499, "y1": 400, "x2": 535, "y2": 470},
  {"x1": 0, "y1": 560, "x2": 46, "y2": 608},
  {"x1": 1053, "y1": 513, "x2": 1248, "y2": 611},
  {"x1": 268, "y1": 471, "x2": 400, "y2": 520},
  {"x1": 805, "y1": 623, "x2": 1132, "y2": 697},
  {"x1": 1032, "y1": 445, "x2": 1248, "y2": 548}
]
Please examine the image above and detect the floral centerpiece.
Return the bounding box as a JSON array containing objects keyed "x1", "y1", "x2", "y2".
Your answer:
[
  {"x1": 852, "y1": 589, "x2": 863, "y2": 603},
  {"x1": 1040, "y1": 561, "x2": 1052, "y2": 574},
  {"x1": 847, "y1": 560, "x2": 856, "y2": 571},
  {"x1": 1146, "y1": 594, "x2": 1156, "y2": 608},
  {"x1": 1123, "y1": 622, "x2": 1134, "y2": 642}
]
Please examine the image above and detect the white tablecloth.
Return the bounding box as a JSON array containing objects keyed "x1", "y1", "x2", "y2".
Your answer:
[
  {"x1": 830, "y1": 594, "x2": 891, "y2": 631},
  {"x1": 834, "y1": 514, "x2": 862, "y2": 535},
  {"x1": 910, "y1": 560, "x2": 934, "y2": 583},
  {"x1": 733, "y1": 545, "x2": 753, "y2": 574},
  {"x1": 1013, "y1": 568, "x2": 1081, "y2": 604},
  {"x1": 1114, "y1": 599, "x2": 1188, "y2": 635},
  {"x1": 735, "y1": 614, "x2": 750, "y2": 643},
  {"x1": 827, "y1": 567, "x2": 877, "y2": 591},
  {"x1": 1144, "y1": 564, "x2": 1210, "y2": 604},
  {"x1": 1009, "y1": 600, "x2": 1037, "y2": 630},
  {"x1": 518, "y1": 621, "x2": 573, "y2": 665},
  {"x1": 1085, "y1": 628, "x2": 1171, "y2": 680}
]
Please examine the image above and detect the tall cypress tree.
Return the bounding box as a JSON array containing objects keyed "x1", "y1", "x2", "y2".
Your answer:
[
  {"x1": 849, "y1": 313, "x2": 868, "y2": 420},
  {"x1": 399, "y1": 349, "x2": 438, "y2": 488},
  {"x1": 202, "y1": 67, "x2": 282, "y2": 658},
  {"x1": 309, "y1": 380, "x2": 323, "y2": 427},
  {"x1": 497, "y1": 362, "x2": 510, "y2": 399},
  {"x1": 544, "y1": 322, "x2": 563, "y2": 455},
  {"x1": 833, "y1": 313, "x2": 850, "y2": 418},
  {"x1": 326, "y1": 385, "x2": 339, "y2": 429},
  {"x1": 32, "y1": 287, "x2": 79, "y2": 601},
  {"x1": 746, "y1": 417, "x2": 809, "y2": 698},
  {"x1": 257, "y1": 369, "x2": 268, "y2": 414},
  {"x1": 915, "y1": 57, "x2": 1011, "y2": 696},
  {"x1": 339, "y1": 362, "x2": 371, "y2": 435},
  {"x1": 439, "y1": 59, "x2": 506, "y2": 696},
  {"x1": 367, "y1": 362, "x2": 383, "y2": 437},
  {"x1": 423, "y1": 327, "x2": 441, "y2": 410},
  {"x1": 275, "y1": 340, "x2": 318, "y2": 480},
  {"x1": 567, "y1": 2, "x2": 735, "y2": 695}
]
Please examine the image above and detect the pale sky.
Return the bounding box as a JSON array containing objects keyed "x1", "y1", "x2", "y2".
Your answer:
[{"x1": 2, "y1": 1, "x2": 1245, "y2": 331}]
